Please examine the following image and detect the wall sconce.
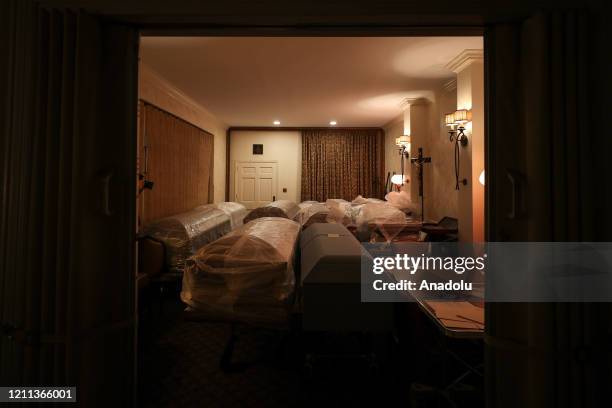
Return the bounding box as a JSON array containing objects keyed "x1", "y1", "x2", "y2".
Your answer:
[
  {"x1": 445, "y1": 109, "x2": 472, "y2": 190},
  {"x1": 395, "y1": 135, "x2": 411, "y2": 185},
  {"x1": 390, "y1": 174, "x2": 405, "y2": 186},
  {"x1": 479, "y1": 170, "x2": 485, "y2": 186}
]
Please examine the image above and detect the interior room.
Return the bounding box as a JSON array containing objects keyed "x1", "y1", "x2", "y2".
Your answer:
[
  {"x1": 135, "y1": 35, "x2": 486, "y2": 406},
  {"x1": 3, "y1": 2, "x2": 610, "y2": 408}
]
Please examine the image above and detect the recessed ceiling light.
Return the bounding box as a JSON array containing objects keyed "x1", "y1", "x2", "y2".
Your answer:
[
  {"x1": 273, "y1": 120, "x2": 281, "y2": 125},
  {"x1": 330, "y1": 120, "x2": 337, "y2": 126}
]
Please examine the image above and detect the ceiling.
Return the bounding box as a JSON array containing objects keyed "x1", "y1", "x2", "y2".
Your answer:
[{"x1": 140, "y1": 36, "x2": 483, "y2": 127}]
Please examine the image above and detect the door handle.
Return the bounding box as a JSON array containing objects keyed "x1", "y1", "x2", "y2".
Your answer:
[
  {"x1": 506, "y1": 169, "x2": 526, "y2": 219},
  {"x1": 97, "y1": 170, "x2": 113, "y2": 216}
]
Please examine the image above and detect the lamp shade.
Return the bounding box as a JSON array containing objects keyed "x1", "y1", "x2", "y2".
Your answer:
[
  {"x1": 479, "y1": 170, "x2": 485, "y2": 186},
  {"x1": 391, "y1": 174, "x2": 405, "y2": 185},
  {"x1": 444, "y1": 112, "x2": 455, "y2": 127},
  {"x1": 397, "y1": 135, "x2": 410, "y2": 146},
  {"x1": 454, "y1": 109, "x2": 472, "y2": 124}
]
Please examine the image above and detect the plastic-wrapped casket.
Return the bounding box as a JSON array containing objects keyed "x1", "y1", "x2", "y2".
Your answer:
[
  {"x1": 196, "y1": 202, "x2": 248, "y2": 229},
  {"x1": 324, "y1": 200, "x2": 355, "y2": 226},
  {"x1": 243, "y1": 200, "x2": 300, "y2": 224},
  {"x1": 294, "y1": 202, "x2": 329, "y2": 229},
  {"x1": 351, "y1": 195, "x2": 385, "y2": 205},
  {"x1": 142, "y1": 207, "x2": 232, "y2": 273},
  {"x1": 215, "y1": 202, "x2": 247, "y2": 229},
  {"x1": 181, "y1": 217, "x2": 300, "y2": 326},
  {"x1": 298, "y1": 200, "x2": 319, "y2": 210}
]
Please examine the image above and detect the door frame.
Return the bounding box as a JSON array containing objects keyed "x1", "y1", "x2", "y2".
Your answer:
[
  {"x1": 134, "y1": 22, "x2": 490, "y2": 405},
  {"x1": 233, "y1": 160, "x2": 279, "y2": 207}
]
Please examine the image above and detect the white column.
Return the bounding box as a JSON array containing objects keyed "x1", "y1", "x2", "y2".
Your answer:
[
  {"x1": 400, "y1": 97, "x2": 429, "y2": 207},
  {"x1": 446, "y1": 49, "x2": 484, "y2": 242}
]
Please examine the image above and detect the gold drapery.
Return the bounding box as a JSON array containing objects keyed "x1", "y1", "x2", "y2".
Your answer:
[{"x1": 301, "y1": 129, "x2": 385, "y2": 202}]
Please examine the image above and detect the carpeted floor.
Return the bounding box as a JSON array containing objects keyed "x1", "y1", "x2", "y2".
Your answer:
[
  {"x1": 137, "y1": 298, "x2": 483, "y2": 407},
  {"x1": 137, "y1": 299, "x2": 410, "y2": 407}
]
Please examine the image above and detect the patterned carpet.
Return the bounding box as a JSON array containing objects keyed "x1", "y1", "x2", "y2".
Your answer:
[
  {"x1": 137, "y1": 298, "x2": 483, "y2": 407},
  {"x1": 137, "y1": 299, "x2": 407, "y2": 408}
]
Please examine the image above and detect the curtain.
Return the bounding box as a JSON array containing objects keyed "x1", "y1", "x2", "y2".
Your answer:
[
  {"x1": 486, "y1": 11, "x2": 608, "y2": 408},
  {"x1": 0, "y1": 2, "x2": 138, "y2": 406},
  {"x1": 301, "y1": 128, "x2": 385, "y2": 202},
  {"x1": 139, "y1": 101, "x2": 214, "y2": 224}
]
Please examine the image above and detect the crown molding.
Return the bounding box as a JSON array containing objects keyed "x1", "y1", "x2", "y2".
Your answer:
[
  {"x1": 399, "y1": 97, "x2": 428, "y2": 110},
  {"x1": 445, "y1": 49, "x2": 484, "y2": 73},
  {"x1": 443, "y1": 78, "x2": 457, "y2": 92},
  {"x1": 139, "y1": 63, "x2": 228, "y2": 128}
]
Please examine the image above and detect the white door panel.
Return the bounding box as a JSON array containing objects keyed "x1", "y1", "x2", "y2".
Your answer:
[{"x1": 235, "y1": 161, "x2": 278, "y2": 209}]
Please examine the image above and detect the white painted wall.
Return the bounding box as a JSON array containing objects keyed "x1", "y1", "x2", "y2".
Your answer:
[
  {"x1": 139, "y1": 63, "x2": 228, "y2": 203},
  {"x1": 229, "y1": 130, "x2": 302, "y2": 203}
]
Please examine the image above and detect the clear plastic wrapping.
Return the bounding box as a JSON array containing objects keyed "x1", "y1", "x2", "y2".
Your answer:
[
  {"x1": 267, "y1": 199, "x2": 300, "y2": 219},
  {"x1": 351, "y1": 195, "x2": 384, "y2": 205},
  {"x1": 384, "y1": 191, "x2": 420, "y2": 217},
  {"x1": 195, "y1": 202, "x2": 248, "y2": 229},
  {"x1": 215, "y1": 202, "x2": 247, "y2": 229},
  {"x1": 181, "y1": 217, "x2": 300, "y2": 326},
  {"x1": 356, "y1": 203, "x2": 407, "y2": 242},
  {"x1": 142, "y1": 207, "x2": 233, "y2": 273},
  {"x1": 294, "y1": 203, "x2": 329, "y2": 229},
  {"x1": 325, "y1": 198, "x2": 349, "y2": 207},
  {"x1": 243, "y1": 200, "x2": 300, "y2": 224},
  {"x1": 298, "y1": 200, "x2": 319, "y2": 210},
  {"x1": 325, "y1": 200, "x2": 355, "y2": 226}
]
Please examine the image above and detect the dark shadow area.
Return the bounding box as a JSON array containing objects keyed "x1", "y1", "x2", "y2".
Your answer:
[{"x1": 138, "y1": 295, "x2": 483, "y2": 407}]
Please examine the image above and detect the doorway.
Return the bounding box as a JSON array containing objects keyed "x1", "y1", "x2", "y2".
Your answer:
[
  {"x1": 234, "y1": 161, "x2": 278, "y2": 208},
  {"x1": 135, "y1": 33, "x2": 487, "y2": 407}
]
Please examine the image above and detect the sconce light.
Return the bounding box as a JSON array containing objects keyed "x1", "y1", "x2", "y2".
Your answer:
[
  {"x1": 390, "y1": 174, "x2": 405, "y2": 186},
  {"x1": 445, "y1": 112, "x2": 456, "y2": 129},
  {"x1": 447, "y1": 109, "x2": 470, "y2": 146},
  {"x1": 396, "y1": 135, "x2": 411, "y2": 153},
  {"x1": 445, "y1": 109, "x2": 472, "y2": 190},
  {"x1": 395, "y1": 135, "x2": 411, "y2": 186},
  {"x1": 479, "y1": 170, "x2": 485, "y2": 186}
]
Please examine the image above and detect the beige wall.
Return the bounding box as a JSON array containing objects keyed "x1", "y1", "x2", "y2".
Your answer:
[
  {"x1": 383, "y1": 51, "x2": 484, "y2": 239},
  {"x1": 384, "y1": 102, "x2": 426, "y2": 202},
  {"x1": 384, "y1": 98, "x2": 458, "y2": 222},
  {"x1": 427, "y1": 87, "x2": 459, "y2": 222},
  {"x1": 229, "y1": 130, "x2": 302, "y2": 203},
  {"x1": 138, "y1": 63, "x2": 228, "y2": 203},
  {"x1": 384, "y1": 117, "x2": 405, "y2": 189},
  {"x1": 453, "y1": 58, "x2": 485, "y2": 242}
]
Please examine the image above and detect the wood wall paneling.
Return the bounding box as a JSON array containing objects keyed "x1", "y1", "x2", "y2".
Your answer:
[{"x1": 139, "y1": 101, "x2": 214, "y2": 224}]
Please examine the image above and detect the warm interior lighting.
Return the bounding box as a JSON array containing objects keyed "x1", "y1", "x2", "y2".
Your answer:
[
  {"x1": 273, "y1": 120, "x2": 281, "y2": 125},
  {"x1": 396, "y1": 135, "x2": 411, "y2": 154},
  {"x1": 391, "y1": 174, "x2": 405, "y2": 185},
  {"x1": 444, "y1": 112, "x2": 456, "y2": 128},
  {"x1": 329, "y1": 120, "x2": 337, "y2": 126},
  {"x1": 446, "y1": 110, "x2": 470, "y2": 190},
  {"x1": 396, "y1": 135, "x2": 410, "y2": 147},
  {"x1": 479, "y1": 170, "x2": 485, "y2": 186},
  {"x1": 453, "y1": 109, "x2": 472, "y2": 124}
]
